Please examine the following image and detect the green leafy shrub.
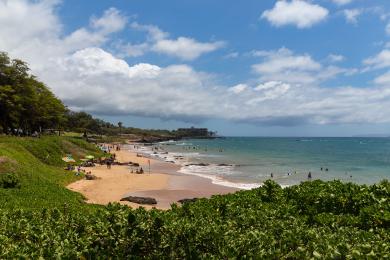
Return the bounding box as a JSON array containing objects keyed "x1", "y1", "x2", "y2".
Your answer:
[
  {"x1": 0, "y1": 173, "x2": 20, "y2": 188},
  {"x1": 0, "y1": 180, "x2": 389, "y2": 258}
]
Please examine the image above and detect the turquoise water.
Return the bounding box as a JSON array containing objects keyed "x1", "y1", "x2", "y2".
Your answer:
[{"x1": 160, "y1": 137, "x2": 390, "y2": 187}]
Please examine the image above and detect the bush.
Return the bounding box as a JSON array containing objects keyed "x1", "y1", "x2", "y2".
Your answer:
[
  {"x1": 0, "y1": 180, "x2": 389, "y2": 258},
  {"x1": 0, "y1": 173, "x2": 20, "y2": 189}
]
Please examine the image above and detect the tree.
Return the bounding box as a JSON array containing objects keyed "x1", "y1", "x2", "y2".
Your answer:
[
  {"x1": 118, "y1": 122, "x2": 123, "y2": 135},
  {"x1": 0, "y1": 52, "x2": 66, "y2": 135}
]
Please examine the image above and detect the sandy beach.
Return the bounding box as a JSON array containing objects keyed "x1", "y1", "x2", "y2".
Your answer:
[{"x1": 67, "y1": 144, "x2": 238, "y2": 209}]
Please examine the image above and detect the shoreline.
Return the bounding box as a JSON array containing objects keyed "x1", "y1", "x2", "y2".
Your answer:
[
  {"x1": 130, "y1": 142, "x2": 264, "y2": 190},
  {"x1": 67, "y1": 144, "x2": 238, "y2": 209}
]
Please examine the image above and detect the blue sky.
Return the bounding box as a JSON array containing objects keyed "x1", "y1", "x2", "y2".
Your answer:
[{"x1": 1, "y1": 0, "x2": 390, "y2": 136}]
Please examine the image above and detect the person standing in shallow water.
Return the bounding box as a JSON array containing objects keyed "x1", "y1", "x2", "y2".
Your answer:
[{"x1": 308, "y1": 172, "x2": 312, "y2": 179}]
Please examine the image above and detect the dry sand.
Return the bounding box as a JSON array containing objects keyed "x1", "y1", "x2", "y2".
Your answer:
[{"x1": 67, "y1": 145, "x2": 238, "y2": 209}]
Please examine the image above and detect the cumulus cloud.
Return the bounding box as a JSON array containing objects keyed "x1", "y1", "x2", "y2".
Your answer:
[
  {"x1": 228, "y1": 84, "x2": 248, "y2": 94},
  {"x1": 261, "y1": 0, "x2": 329, "y2": 29},
  {"x1": 364, "y1": 49, "x2": 390, "y2": 70},
  {"x1": 251, "y1": 48, "x2": 351, "y2": 84},
  {"x1": 91, "y1": 7, "x2": 127, "y2": 34},
  {"x1": 364, "y1": 49, "x2": 390, "y2": 86},
  {"x1": 114, "y1": 42, "x2": 149, "y2": 58},
  {"x1": 374, "y1": 71, "x2": 390, "y2": 85},
  {"x1": 129, "y1": 21, "x2": 224, "y2": 60},
  {"x1": 130, "y1": 22, "x2": 169, "y2": 41},
  {"x1": 252, "y1": 48, "x2": 321, "y2": 74},
  {"x1": 328, "y1": 54, "x2": 345, "y2": 62},
  {"x1": 343, "y1": 9, "x2": 362, "y2": 24},
  {"x1": 152, "y1": 37, "x2": 225, "y2": 61},
  {"x1": 1, "y1": 0, "x2": 390, "y2": 127},
  {"x1": 247, "y1": 81, "x2": 291, "y2": 104}
]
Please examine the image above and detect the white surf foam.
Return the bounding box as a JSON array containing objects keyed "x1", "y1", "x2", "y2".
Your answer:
[
  {"x1": 178, "y1": 164, "x2": 261, "y2": 190},
  {"x1": 127, "y1": 143, "x2": 262, "y2": 190}
]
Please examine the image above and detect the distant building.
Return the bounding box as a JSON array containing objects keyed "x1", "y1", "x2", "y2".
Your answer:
[{"x1": 176, "y1": 127, "x2": 216, "y2": 138}]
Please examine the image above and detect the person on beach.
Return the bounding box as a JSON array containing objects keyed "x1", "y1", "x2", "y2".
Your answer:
[
  {"x1": 106, "y1": 159, "x2": 111, "y2": 169},
  {"x1": 271, "y1": 173, "x2": 274, "y2": 178},
  {"x1": 308, "y1": 172, "x2": 312, "y2": 179}
]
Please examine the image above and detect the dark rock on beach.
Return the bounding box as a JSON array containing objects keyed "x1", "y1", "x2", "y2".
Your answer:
[
  {"x1": 85, "y1": 174, "x2": 98, "y2": 180},
  {"x1": 120, "y1": 196, "x2": 157, "y2": 205}
]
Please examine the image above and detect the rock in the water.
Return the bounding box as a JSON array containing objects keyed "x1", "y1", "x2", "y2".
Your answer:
[
  {"x1": 185, "y1": 163, "x2": 209, "y2": 167},
  {"x1": 178, "y1": 198, "x2": 198, "y2": 204},
  {"x1": 120, "y1": 196, "x2": 157, "y2": 205},
  {"x1": 217, "y1": 163, "x2": 232, "y2": 166}
]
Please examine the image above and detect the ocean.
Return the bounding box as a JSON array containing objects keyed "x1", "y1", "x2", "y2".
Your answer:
[{"x1": 134, "y1": 137, "x2": 390, "y2": 189}]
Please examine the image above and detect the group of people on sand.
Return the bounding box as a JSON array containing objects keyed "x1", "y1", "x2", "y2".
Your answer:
[
  {"x1": 130, "y1": 167, "x2": 144, "y2": 174},
  {"x1": 99, "y1": 144, "x2": 121, "y2": 154}
]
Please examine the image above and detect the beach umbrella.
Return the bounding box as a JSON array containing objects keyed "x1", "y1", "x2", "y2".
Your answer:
[
  {"x1": 85, "y1": 155, "x2": 95, "y2": 160},
  {"x1": 62, "y1": 157, "x2": 76, "y2": 163}
]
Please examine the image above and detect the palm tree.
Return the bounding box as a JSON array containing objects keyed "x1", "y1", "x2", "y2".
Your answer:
[{"x1": 118, "y1": 122, "x2": 123, "y2": 135}]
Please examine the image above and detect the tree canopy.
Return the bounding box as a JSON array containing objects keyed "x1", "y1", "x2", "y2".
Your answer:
[{"x1": 0, "y1": 52, "x2": 66, "y2": 134}]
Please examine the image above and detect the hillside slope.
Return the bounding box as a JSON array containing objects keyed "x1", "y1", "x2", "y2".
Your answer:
[{"x1": 0, "y1": 136, "x2": 103, "y2": 210}]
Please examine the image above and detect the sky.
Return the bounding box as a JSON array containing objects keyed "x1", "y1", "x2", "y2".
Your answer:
[{"x1": 1, "y1": 0, "x2": 390, "y2": 136}]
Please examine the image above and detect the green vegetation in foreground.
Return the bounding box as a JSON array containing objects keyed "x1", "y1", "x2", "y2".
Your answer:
[
  {"x1": 0, "y1": 137, "x2": 388, "y2": 258},
  {"x1": 0, "y1": 136, "x2": 104, "y2": 210}
]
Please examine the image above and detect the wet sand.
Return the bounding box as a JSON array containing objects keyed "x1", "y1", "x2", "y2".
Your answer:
[{"x1": 67, "y1": 145, "x2": 238, "y2": 209}]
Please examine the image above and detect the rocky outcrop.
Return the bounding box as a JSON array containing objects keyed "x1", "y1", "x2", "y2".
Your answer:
[{"x1": 120, "y1": 196, "x2": 157, "y2": 205}]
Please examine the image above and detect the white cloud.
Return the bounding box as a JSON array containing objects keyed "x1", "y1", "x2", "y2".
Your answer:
[
  {"x1": 91, "y1": 7, "x2": 127, "y2": 34},
  {"x1": 328, "y1": 54, "x2": 345, "y2": 62},
  {"x1": 386, "y1": 23, "x2": 390, "y2": 35},
  {"x1": 261, "y1": 0, "x2": 329, "y2": 29},
  {"x1": 343, "y1": 9, "x2": 362, "y2": 24},
  {"x1": 130, "y1": 22, "x2": 169, "y2": 41},
  {"x1": 252, "y1": 48, "x2": 321, "y2": 75},
  {"x1": 251, "y1": 48, "x2": 355, "y2": 85},
  {"x1": 364, "y1": 49, "x2": 390, "y2": 86},
  {"x1": 1, "y1": 0, "x2": 390, "y2": 127},
  {"x1": 152, "y1": 37, "x2": 225, "y2": 61},
  {"x1": 247, "y1": 81, "x2": 290, "y2": 104},
  {"x1": 331, "y1": 0, "x2": 353, "y2": 6},
  {"x1": 224, "y1": 52, "x2": 239, "y2": 59},
  {"x1": 130, "y1": 22, "x2": 224, "y2": 60},
  {"x1": 228, "y1": 84, "x2": 248, "y2": 94},
  {"x1": 374, "y1": 71, "x2": 390, "y2": 85},
  {"x1": 114, "y1": 42, "x2": 149, "y2": 58},
  {"x1": 364, "y1": 49, "x2": 390, "y2": 70}
]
